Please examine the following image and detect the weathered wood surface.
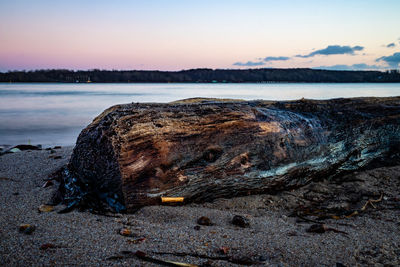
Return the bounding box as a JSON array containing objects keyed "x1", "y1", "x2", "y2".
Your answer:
[{"x1": 68, "y1": 97, "x2": 400, "y2": 212}]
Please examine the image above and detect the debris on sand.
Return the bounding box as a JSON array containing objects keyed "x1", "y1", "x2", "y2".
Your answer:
[
  {"x1": 306, "y1": 224, "x2": 348, "y2": 235},
  {"x1": 217, "y1": 246, "x2": 230, "y2": 255},
  {"x1": 119, "y1": 228, "x2": 136, "y2": 237},
  {"x1": 42, "y1": 180, "x2": 54, "y2": 188},
  {"x1": 127, "y1": 237, "x2": 146, "y2": 244}
]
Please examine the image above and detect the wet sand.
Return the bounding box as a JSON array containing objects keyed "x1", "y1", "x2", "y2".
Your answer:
[{"x1": 0, "y1": 147, "x2": 399, "y2": 266}]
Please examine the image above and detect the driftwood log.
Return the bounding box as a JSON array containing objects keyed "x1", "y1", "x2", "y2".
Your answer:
[{"x1": 67, "y1": 97, "x2": 400, "y2": 212}]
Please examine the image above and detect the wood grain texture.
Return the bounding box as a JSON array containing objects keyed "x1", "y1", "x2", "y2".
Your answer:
[{"x1": 68, "y1": 97, "x2": 400, "y2": 212}]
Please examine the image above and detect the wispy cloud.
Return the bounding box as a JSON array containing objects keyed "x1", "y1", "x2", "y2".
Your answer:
[
  {"x1": 314, "y1": 63, "x2": 383, "y2": 71},
  {"x1": 386, "y1": 43, "x2": 396, "y2": 48},
  {"x1": 233, "y1": 61, "x2": 265, "y2": 67},
  {"x1": 296, "y1": 45, "x2": 364, "y2": 58},
  {"x1": 264, "y1": 56, "x2": 290, "y2": 62},
  {"x1": 376, "y1": 52, "x2": 400, "y2": 68}
]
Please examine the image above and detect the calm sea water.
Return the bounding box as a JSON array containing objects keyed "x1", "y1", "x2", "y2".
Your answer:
[{"x1": 1, "y1": 83, "x2": 399, "y2": 146}]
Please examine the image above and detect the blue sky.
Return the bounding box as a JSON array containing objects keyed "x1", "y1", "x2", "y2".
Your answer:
[{"x1": 0, "y1": 0, "x2": 399, "y2": 71}]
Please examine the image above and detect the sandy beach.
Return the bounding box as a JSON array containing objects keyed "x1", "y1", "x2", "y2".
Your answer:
[{"x1": 0, "y1": 147, "x2": 399, "y2": 266}]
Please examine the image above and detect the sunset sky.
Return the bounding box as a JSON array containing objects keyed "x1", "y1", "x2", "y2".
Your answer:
[{"x1": 1, "y1": 0, "x2": 399, "y2": 71}]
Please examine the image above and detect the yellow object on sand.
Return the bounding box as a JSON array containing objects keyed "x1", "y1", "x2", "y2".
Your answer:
[
  {"x1": 161, "y1": 197, "x2": 184, "y2": 203},
  {"x1": 38, "y1": 204, "x2": 54, "y2": 212}
]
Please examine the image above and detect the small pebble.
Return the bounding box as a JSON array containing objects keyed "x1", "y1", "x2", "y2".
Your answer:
[
  {"x1": 19, "y1": 224, "x2": 36, "y2": 235},
  {"x1": 306, "y1": 224, "x2": 327, "y2": 233},
  {"x1": 231, "y1": 215, "x2": 250, "y2": 228},
  {"x1": 197, "y1": 216, "x2": 213, "y2": 226}
]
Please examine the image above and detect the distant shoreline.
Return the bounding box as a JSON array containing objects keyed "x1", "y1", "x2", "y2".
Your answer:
[
  {"x1": 2, "y1": 81, "x2": 400, "y2": 84},
  {"x1": 1, "y1": 68, "x2": 400, "y2": 83}
]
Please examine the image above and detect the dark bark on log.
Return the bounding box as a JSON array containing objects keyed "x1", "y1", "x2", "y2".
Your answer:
[{"x1": 67, "y1": 97, "x2": 400, "y2": 212}]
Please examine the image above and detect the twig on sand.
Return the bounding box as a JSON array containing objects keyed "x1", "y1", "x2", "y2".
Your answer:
[
  {"x1": 294, "y1": 213, "x2": 323, "y2": 224},
  {"x1": 294, "y1": 212, "x2": 356, "y2": 227},
  {"x1": 361, "y1": 194, "x2": 383, "y2": 211},
  {"x1": 107, "y1": 250, "x2": 198, "y2": 266},
  {"x1": 107, "y1": 250, "x2": 259, "y2": 266},
  {"x1": 152, "y1": 251, "x2": 258, "y2": 265}
]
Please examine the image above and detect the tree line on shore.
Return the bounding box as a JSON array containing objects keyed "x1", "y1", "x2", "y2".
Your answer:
[{"x1": 1, "y1": 68, "x2": 400, "y2": 83}]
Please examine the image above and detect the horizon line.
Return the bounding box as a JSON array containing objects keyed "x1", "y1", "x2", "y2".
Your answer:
[{"x1": 1, "y1": 67, "x2": 396, "y2": 74}]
